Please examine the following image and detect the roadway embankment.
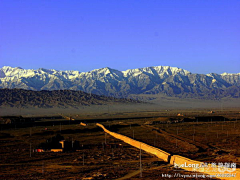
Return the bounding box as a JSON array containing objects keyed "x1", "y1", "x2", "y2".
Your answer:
[
  {"x1": 96, "y1": 123, "x2": 170, "y2": 162},
  {"x1": 96, "y1": 123, "x2": 239, "y2": 180}
]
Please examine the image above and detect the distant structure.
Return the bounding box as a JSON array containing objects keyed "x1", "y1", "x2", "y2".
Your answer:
[
  {"x1": 144, "y1": 121, "x2": 153, "y2": 125},
  {"x1": 0, "y1": 116, "x2": 34, "y2": 124},
  {"x1": 50, "y1": 149, "x2": 63, "y2": 152},
  {"x1": 177, "y1": 113, "x2": 184, "y2": 116},
  {"x1": 80, "y1": 122, "x2": 87, "y2": 126},
  {"x1": 0, "y1": 117, "x2": 11, "y2": 124},
  {"x1": 0, "y1": 115, "x2": 63, "y2": 124},
  {"x1": 62, "y1": 115, "x2": 75, "y2": 121},
  {"x1": 36, "y1": 134, "x2": 80, "y2": 152}
]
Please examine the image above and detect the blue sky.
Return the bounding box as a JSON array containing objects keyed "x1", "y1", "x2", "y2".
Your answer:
[{"x1": 0, "y1": 0, "x2": 239, "y2": 74}]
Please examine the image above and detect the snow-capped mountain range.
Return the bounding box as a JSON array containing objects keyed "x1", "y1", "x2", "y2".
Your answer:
[{"x1": 0, "y1": 66, "x2": 239, "y2": 99}]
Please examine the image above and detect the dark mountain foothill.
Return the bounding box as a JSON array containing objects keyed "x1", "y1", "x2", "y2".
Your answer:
[{"x1": 0, "y1": 88, "x2": 140, "y2": 108}]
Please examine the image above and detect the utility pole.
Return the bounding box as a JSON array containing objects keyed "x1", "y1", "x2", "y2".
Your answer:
[
  {"x1": 83, "y1": 153, "x2": 84, "y2": 166},
  {"x1": 30, "y1": 143, "x2": 32, "y2": 157},
  {"x1": 105, "y1": 133, "x2": 107, "y2": 144},
  {"x1": 140, "y1": 143, "x2": 142, "y2": 178},
  {"x1": 42, "y1": 162, "x2": 44, "y2": 175}
]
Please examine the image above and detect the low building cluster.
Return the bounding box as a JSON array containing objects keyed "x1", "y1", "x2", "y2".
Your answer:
[{"x1": 36, "y1": 134, "x2": 80, "y2": 152}]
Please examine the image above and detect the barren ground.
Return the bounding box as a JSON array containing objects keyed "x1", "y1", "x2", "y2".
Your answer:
[{"x1": 1, "y1": 109, "x2": 239, "y2": 179}]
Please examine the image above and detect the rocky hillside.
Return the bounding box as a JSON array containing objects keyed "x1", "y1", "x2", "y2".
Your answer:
[
  {"x1": 0, "y1": 89, "x2": 140, "y2": 108},
  {"x1": 0, "y1": 66, "x2": 239, "y2": 99}
]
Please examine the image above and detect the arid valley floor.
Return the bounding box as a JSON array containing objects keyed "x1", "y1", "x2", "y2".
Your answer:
[{"x1": 0, "y1": 109, "x2": 239, "y2": 179}]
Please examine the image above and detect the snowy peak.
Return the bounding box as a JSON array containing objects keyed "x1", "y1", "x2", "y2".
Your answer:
[
  {"x1": 2, "y1": 66, "x2": 23, "y2": 70},
  {"x1": 153, "y1": 66, "x2": 191, "y2": 77},
  {"x1": 93, "y1": 67, "x2": 116, "y2": 75},
  {"x1": 122, "y1": 66, "x2": 190, "y2": 77},
  {"x1": 0, "y1": 65, "x2": 239, "y2": 99},
  {"x1": 221, "y1": 72, "x2": 240, "y2": 76}
]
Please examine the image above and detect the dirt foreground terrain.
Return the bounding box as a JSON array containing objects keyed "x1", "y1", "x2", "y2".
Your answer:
[{"x1": 0, "y1": 109, "x2": 239, "y2": 179}]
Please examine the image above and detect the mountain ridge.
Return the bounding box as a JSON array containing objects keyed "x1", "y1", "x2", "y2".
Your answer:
[
  {"x1": 0, "y1": 66, "x2": 239, "y2": 99},
  {"x1": 0, "y1": 88, "x2": 140, "y2": 108}
]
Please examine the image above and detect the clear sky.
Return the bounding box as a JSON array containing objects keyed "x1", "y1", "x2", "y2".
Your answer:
[{"x1": 0, "y1": 0, "x2": 239, "y2": 74}]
